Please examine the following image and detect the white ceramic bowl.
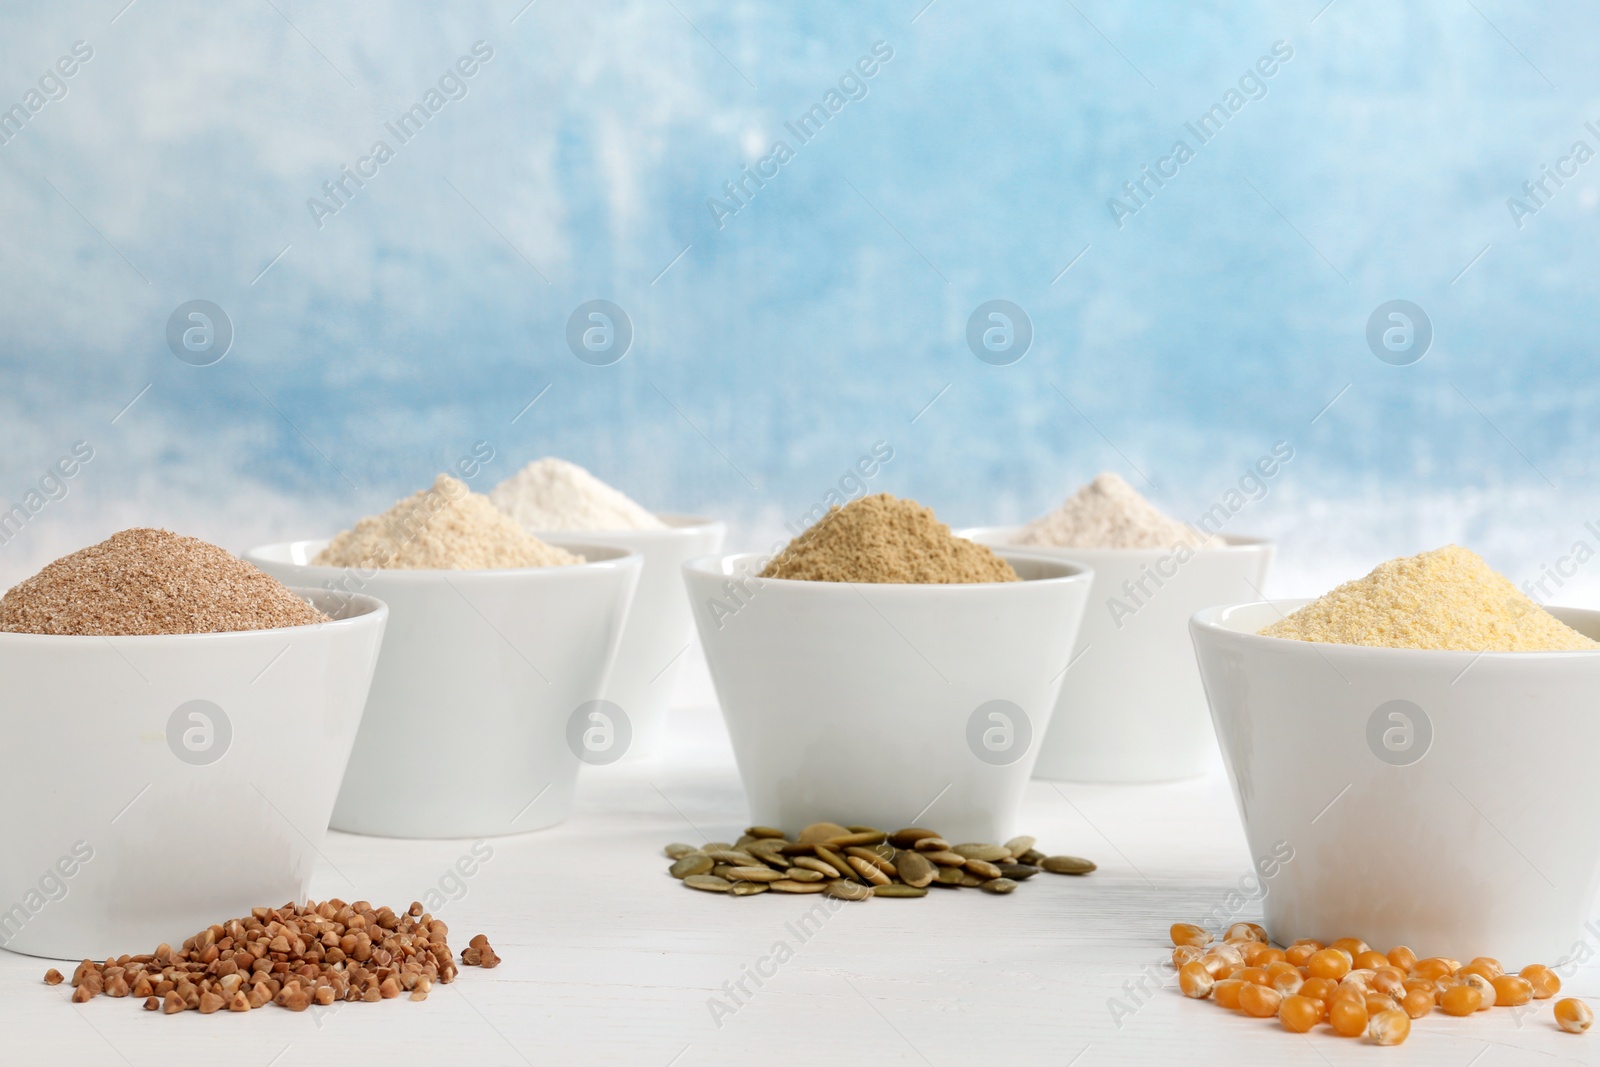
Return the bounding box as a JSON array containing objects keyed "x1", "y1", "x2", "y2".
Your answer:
[
  {"x1": 685, "y1": 550, "x2": 1093, "y2": 843},
  {"x1": 245, "y1": 541, "x2": 640, "y2": 839},
  {"x1": 1192, "y1": 600, "x2": 1600, "y2": 963},
  {"x1": 521, "y1": 516, "x2": 725, "y2": 760},
  {"x1": 963, "y1": 528, "x2": 1273, "y2": 782},
  {"x1": 0, "y1": 590, "x2": 386, "y2": 961}
]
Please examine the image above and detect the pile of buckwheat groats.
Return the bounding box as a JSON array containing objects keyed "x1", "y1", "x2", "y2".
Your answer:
[
  {"x1": 43, "y1": 900, "x2": 500, "y2": 1014},
  {"x1": 1170, "y1": 919, "x2": 1593, "y2": 1045},
  {"x1": 667, "y1": 823, "x2": 1095, "y2": 899}
]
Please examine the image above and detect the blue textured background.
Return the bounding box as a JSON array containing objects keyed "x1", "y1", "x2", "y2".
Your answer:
[{"x1": 2, "y1": 0, "x2": 1597, "y2": 598}]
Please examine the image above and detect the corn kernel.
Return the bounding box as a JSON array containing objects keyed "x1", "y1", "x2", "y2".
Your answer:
[
  {"x1": 1233, "y1": 966, "x2": 1270, "y2": 987},
  {"x1": 1401, "y1": 988, "x2": 1433, "y2": 1019},
  {"x1": 1329, "y1": 997, "x2": 1368, "y2": 1037},
  {"x1": 1271, "y1": 969, "x2": 1304, "y2": 997},
  {"x1": 1299, "y1": 977, "x2": 1338, "y2": 1005},
  {"x1": 1462, "y1": 972, "x2": 1495, "y2": 1012},
  {"x1": 1354, "y1": 950, "x2": 1390, "y2": 971},
  {"x1": 1492, "y1": 974, "x2": 1533, "y2": 1007},
  {"x1": 1225, "y1": 921, "x2": 1266, "y2": 943},
  {"x1": 1554, "y1": 997, "x2": 1593, "y2": 1034},
  {"x1": 1212, "y1": 978, "x2": 1245, "y2": 1010},
  {"x1": 1307, "y1": 949, "x2": 1352, "y2": 981},
  {"x1": 1387, "y1": 945, "x2": 1418, "y2": 972},
  {"x1": 1369, "y1": 1008, "x2": 1410, "y2": 1046},
  {"x1": 1329, "y1": 937, "x2": 1370, "y2": 958},
  {"x1": 1170, "y1": 923, "x2": 1211, "y2": 948},
  {"x1": 1278, "y1": 994, "x2": 1320, "y2": 1033},
  {"x1": 1179, "y1": 961, "x2": 1214, "y2": 999},
  {"x1": 1411, "y1": 957, "x2": 1454, "y2": 981},
  {"x1": 1441, "y1": 985, "x2": 1479, "y2": 1017},
  {"x1": 1284, "y1": 943, "x2": 1317, "y2": 967},
  {"x1": 1240, "y1": 982, "x2": 1282, "y2": 1018},
  {"x1": 1365, "y1": 993, "x2": 1399, "y2": 1016},
  {"x1": 1465, "y1": 956, "x2": 1503, "y2": 979},
  {"x1": 1521, "y1": 964, "x2": 1561, "y2": 999},
  {"x1": 1372, "y1": 967, "x2": 1406, "y2": 997},
  {"x1": 1240, "y1": 942, "x2": 1272, "y2": 966},
  {"x1": 1171, "y1": 945, "x2": 1204, "y2": 969}
]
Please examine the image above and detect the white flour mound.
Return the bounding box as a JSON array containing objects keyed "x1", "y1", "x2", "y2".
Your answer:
[
  {"x1": 1016, "y1": 472, "x2": 1222, "y2": 550},
  {"x1": 491, "y1": 458, "x2": 666, "y2": 531}
]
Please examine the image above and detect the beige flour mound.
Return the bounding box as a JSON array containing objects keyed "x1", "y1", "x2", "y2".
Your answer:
[
  {"x1": 760, "y1": 493, "x2": 1018, "y2": 584},
  {"x1": 1, "y1": 528, "x2": 327, "y2": 636},
  {"x1": 490, "y1": 458, "x2": 666, "y2": 531},
  {"x1": 1259, "y1": 544, "x2": 1600, "y2": 652},
  {"x1": 1016, "y1": 471, "x2": 1220, "y2": 550},
  {"x1": 315, "y1": 474, "x2": 582, "y2": 571}
]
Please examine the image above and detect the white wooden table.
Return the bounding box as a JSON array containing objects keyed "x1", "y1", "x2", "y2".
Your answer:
[{"x1": 4, "y1": 653, "x2": 1595, "y2": 1065}]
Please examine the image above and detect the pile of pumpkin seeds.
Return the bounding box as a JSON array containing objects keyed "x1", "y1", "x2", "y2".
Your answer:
[{"x1": 665, "y1": 822, "x2": 1095, "y2": 899}]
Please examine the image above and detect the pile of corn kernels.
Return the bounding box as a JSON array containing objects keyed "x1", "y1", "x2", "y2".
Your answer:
[{"x1": 1171, "y1": 920, "x2": 1593, "y2": 1046}]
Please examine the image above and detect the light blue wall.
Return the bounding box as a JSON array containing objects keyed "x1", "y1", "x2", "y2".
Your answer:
[{"x1": 1, "y1": 1, "x2": 1596, "y2": 595}]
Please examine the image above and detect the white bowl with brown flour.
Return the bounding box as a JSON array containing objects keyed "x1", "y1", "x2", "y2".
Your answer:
[{"x1": 0, "y1": 588, "x2": 387, "y2": 961}]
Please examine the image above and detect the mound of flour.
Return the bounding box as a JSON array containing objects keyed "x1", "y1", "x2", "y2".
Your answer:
[
  {"x1": 491, "y1": 459, "x2": 665, "y2": 531},
  {"x1": 1016, "y1": 472, "x2": 1220, "y2": 550}
]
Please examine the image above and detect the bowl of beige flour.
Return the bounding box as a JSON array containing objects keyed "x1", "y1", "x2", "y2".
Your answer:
[
  {"x1": 488, "y1": 459, "x2": 724, "y2": 761},
  {"x1": 1192, "y1": 545, "x2": 1600, "y2": 962},
  {"x1": 964, "y1": 472, "x2": 1273, "y2": 782},
  {"x1": 247, "y1": 474, "x2": 641, "y2": 838}
]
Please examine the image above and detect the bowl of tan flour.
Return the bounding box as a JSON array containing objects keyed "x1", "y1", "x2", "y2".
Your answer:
[
  {"x1": 687, "y1": 494, "x2": 1093, "y2": 843},
  {"x1": 247, "y1": 475, "x2": 640, "y2": 838},
  {"x1": 0, "y1": 529, "x2": 386, "y2": 959},
  {"x1": 489, "y1": 459, "x2": 725, "y2": 761},
  {"x1": 1192, "y1": 545, "x2": 1600, "y2": 963},
  {"x1": 965, "y1": 472, "x2": 1273, "y2": 782}
]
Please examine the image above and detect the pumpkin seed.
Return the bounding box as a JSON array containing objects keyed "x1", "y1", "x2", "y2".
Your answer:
[
  {"x1": 980, "y1": 878, "x2": 1018, "y2": 895},
  {"x1": 844, "y1": 846, "x2": 895, "y2": 873},
  {"x1": 872, "y1": 884, "x2": 928, "y2": 899},
  {"x1": 704, "y1": 849, "x2": 762, "y2": 865},
  {"x1": 952, "y1": 843, "x2": 1010, "y2": 862},
  {"x1": 1041, "y1": 855, "x2": 1097, "y2": 875},
  {"x1": 725, "y1": 866, "x2": 784, "y2": 883},
  {"x1": 824, "y1": 830, "x2": 888, "y2": 848},
  {"x1": 730, "y1": 882, "x2": 770, "y2": 896},
  {"x1": 665, "y1": 843, "x2": 698, "y2": 860},
  {"x1": 815, "y1": 845, "x2": 860, "y2": 883},
  {"x1": 1019, "y1": 849, "x2": 1046, "y2": 865},
  {"x1": 670, "y1": 854, "x2": 713, "y2": 879},
  {"x1": 894, "y1": 850, "x2": 935, "y2": 888},
  {"x1": 1003, "y1": 836, "x2": 1036, "y2": 858},
  {"x1": 792, "y1": 855, "x2": 840, "y2": 878},
  {"x1": 703, "y1": 842, "x2": 732, "y2": 852},
  {"x1": 784, "y1": 868, "x2": 824, "y2": 883},
  {"x1": 913, "y1": 837, "x2": 951, "y2": 853},
  {"x1": 825, "y1": 880, "x2": 873, "y2": 901},
  {"x1": 745, "y1": 826, "x2": 786, "y2": 839},
  {"x1": 747, "y1": 844, "x2": 792, "y2": 869},
  {"x1": 888, "y1": 827, "x2": 940, "y2": 848},
  {"x1": 844, "y1": 825, "x2": 883, "y2": 835},
  {"x1": 997, "y1": 863, "x2": 1038, "y2": 881},
  {"x1": 769, "y1": 879, "x2": 826, "y2": 894},
  {"x1": 848, "y1": 856, "x2": 891, "y2": 886},
  {"x1": 684, "y1": 875, "x2": 732, "y2": 892},
  {"x1": 935, "y1": 866, "x2": 966, "y2": 885},
  {"x1": 922, "y1": 850, "x2": 967, "y2": 867},
  {"x1": 797, "y1": 822, "x2": 851, "y2": 844},
  {"x1": 959, "y1": 873, "x2": 984, "y2": 887},
  {"x1": 964, "y1": 859, "x2": 1003, "y2": 880}
]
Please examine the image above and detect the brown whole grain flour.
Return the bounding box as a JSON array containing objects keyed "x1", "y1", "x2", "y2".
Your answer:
[
  {"x1": 1259, "y1": 544, "x2": 1600, "y2": 652},
  {"x1": 0, "y1": 528, "x2": 327, "y2": 636},
  {"x1": 760, "y1": 493, "x2": 1018, "y2": 584},
  {"x1": 314, "y1": 474, "x2": 581, "y2": 571}
]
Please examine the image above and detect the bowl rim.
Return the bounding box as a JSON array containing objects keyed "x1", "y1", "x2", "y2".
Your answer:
[
  {"x1": 960, "y1": 525, "x2": 1273, "y2": 555},
  {"x1": 243, "y1": 538, "x2": 642, "y2": 579},
  {"x1": 0, "y1": 587, "x2": 387, "y2": 645},
  {"x1": 522, "y1": 513, "x2": 727, "y2": 538},
  {"x1": 683, "y1": 547, "x2": 1094, "y2": 588},
  {"x1": 1192, "y1": 599, "x2": 1600, "y2": 660}
]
